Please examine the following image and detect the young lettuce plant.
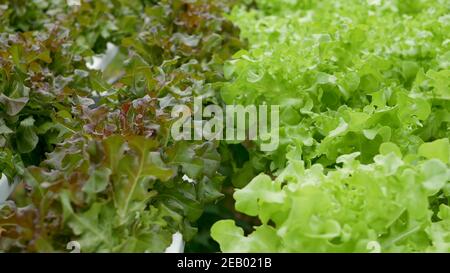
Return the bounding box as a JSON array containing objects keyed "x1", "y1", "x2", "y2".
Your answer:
[
  {"x1": 0, "y1": 0, "x2": 244, "y2": 252},
  {"x1": 212, "y1": 0, "x2": 450, "y2": 253},
  {"x1": 221, "y1": 0, "x2": 449, "y2": 172},
  {"x1": 212, "y1": 141, "x2": 450, "y2": 252}
]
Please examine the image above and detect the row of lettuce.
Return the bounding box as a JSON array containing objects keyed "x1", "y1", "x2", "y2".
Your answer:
[
  {"x1": 0, "y1": 0, "x2": 243, "y2": 252},
  {"x1": 211, "y1": 0, "x2": 450, "y2": 252},
  {"x1": 0, "y1": 0, "x2": 449, "y2": 252}
]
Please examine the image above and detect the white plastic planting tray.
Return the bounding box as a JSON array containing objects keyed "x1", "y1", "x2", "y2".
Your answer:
[{"x1": 0, "y1": 174, "x2": 14, "y2": 203}]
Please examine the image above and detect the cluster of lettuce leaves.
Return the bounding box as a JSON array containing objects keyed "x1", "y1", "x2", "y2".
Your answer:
[
  {"x1": 0, "y1": 0, "x2": 243, "y2": 252},
  {"x1": 212, "y1": 0, "x2": 450, "y2": 252},
  {"x1": 1, "y1": 0, "x2": 449, "y2": 253}
]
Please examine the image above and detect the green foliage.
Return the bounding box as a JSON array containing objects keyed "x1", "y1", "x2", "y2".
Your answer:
[
  {"x1": 213, "y1": 150, "x2": 450, "y2": 252},
  {"x1": 1, "y1": 0, "x2": 449, "y2": 253},
  {"x1": 223, "y1": 0, "x2": 450, "y2": 170},
  {"x1": 213, "y1": 0, "x2": 450, "y2": 253}
]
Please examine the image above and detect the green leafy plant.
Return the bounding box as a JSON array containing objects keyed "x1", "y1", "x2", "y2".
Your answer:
[
  {"x1": 1, "y1": 0, "x2": 449, "y2": 253},
  {"x1": 212, "y1": 0, "x2": 450, "y2": 253},
  {"x1": 212, "y1": 142, "x2": 450, "y2": 252}
]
